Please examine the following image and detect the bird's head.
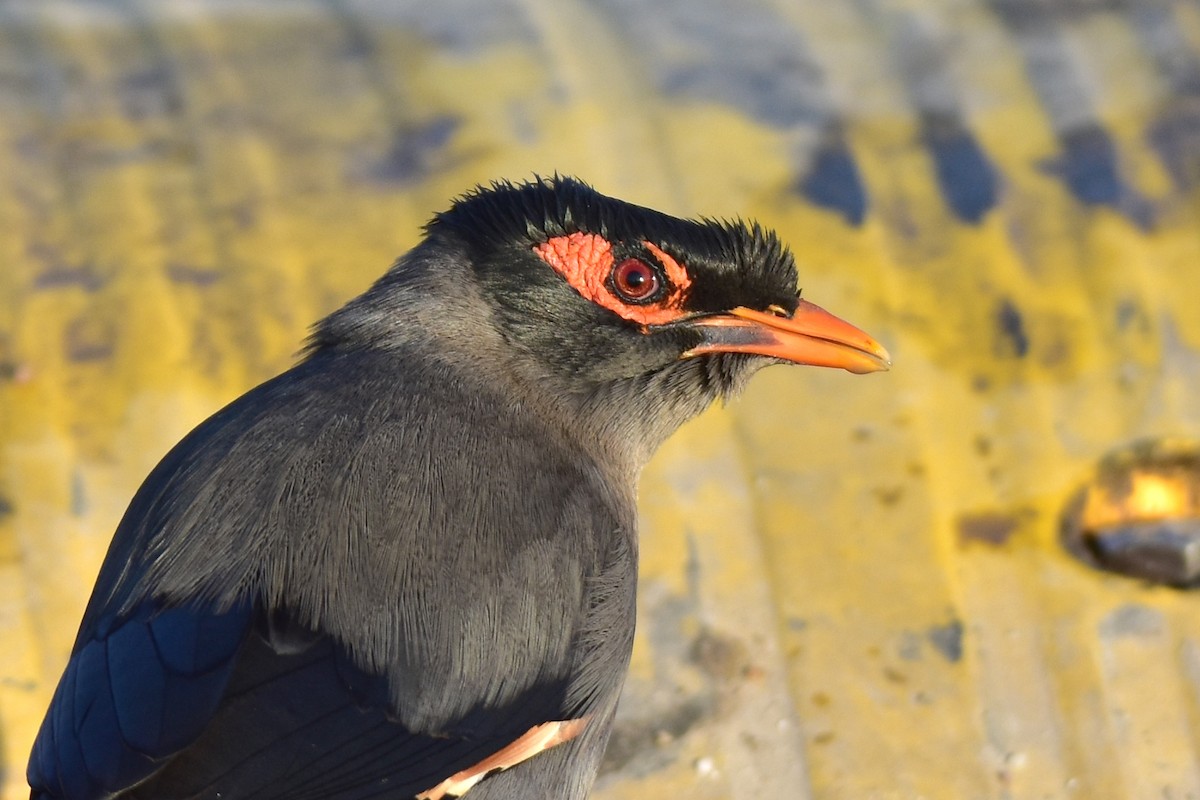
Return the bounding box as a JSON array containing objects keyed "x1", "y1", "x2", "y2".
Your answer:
[{"x1": 313, "y1": 176, "x2": 889, "y2": 460}]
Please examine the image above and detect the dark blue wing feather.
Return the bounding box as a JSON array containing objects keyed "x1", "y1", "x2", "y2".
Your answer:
[
  {"x1": 32, "y1": 599, "x2": 571, "y2": 800},
  {"x1": 29, "y1": 601, "x2": 252, "y2": 798},
  {"x1": 118, "y1": 625, "x2": 559, "y2": 800}
]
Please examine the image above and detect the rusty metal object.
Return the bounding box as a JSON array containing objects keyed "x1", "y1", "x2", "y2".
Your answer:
[{"x1": 1062, "y1": 439, "x2": 1200, "y2": 586}]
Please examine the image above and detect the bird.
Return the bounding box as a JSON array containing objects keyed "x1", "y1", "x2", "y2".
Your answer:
[{"x1": 27, "y1": 176, "x2": 890, "y2": 800}]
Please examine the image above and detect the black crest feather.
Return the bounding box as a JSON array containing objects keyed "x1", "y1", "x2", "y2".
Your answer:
[{"x1": 428, "y1": 176, "x2": 799, "y2": 313}]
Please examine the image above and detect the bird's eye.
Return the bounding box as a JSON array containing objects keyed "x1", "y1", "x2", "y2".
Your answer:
[{"x1": 610, "y1": 258, "x2": 661, "y2": 303}]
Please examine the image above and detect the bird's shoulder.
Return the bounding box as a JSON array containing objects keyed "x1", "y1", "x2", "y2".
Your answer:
[{"x1": 79, "y1": 343, "x2": 637, "y2": 722}]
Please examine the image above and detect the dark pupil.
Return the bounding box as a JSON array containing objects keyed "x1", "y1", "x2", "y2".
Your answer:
[{"x1": 615, "y1": 259, "x2": 658, "y2": 300}]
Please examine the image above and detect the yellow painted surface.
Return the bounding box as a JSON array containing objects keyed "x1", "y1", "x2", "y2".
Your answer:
[{"x1": 2, "y1": 2, "x2": 1199, "y2": 798}]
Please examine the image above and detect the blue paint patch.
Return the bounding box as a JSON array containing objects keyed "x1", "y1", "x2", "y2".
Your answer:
[
  {"x1": 922, "y1": 115, "x2": 998, "y2": 224},
  {"x1": 1147, "y1": 103, "x2": 1200, "y2": 191},
  {"x1": 926, "y1": 619, "x2": 964, "y2": 663},
  {"x1": 996, "y1": 298, "x2": 1029, "y2": 358},
  {"x1": 31, "y1": 242, "x2": 107, "y2": 292},
  {"x1": 1127, "y1": 2, "x2": 1200, "y2": 190},
  {"x1": 1042, "y1": 125, "x2": 1155, "y2": 229},
  {"x1": 1051, "y1": 125, "x2": 1124, "y2": 207},
  {"x1": 1044, "y1": 124, "x2": 1121, "y2": 206},
  {"x1": 362, "y1": 116, "x2": 461, "y2": 186},
  {"x1": 796, "y1": 138, "x2": 867, "y2": 226}
]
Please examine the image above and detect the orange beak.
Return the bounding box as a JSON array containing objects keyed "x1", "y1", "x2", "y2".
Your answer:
[{"x1": 681, "y1": 299, "x2": 891, "y2": 374}]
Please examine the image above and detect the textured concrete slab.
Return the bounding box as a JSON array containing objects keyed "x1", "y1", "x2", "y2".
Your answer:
[{"x1": 1, "y1": 1, "x2": 1199, "y2": 798}]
